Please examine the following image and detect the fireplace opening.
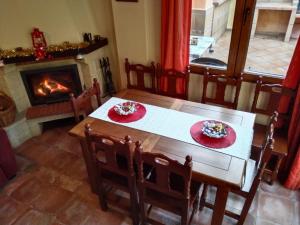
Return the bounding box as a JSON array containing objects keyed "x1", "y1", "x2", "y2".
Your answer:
[{"x1": 21, "y1": 64, "x2": 82, "y2": 106}]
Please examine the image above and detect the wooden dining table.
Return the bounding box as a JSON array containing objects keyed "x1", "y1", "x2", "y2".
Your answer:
[{"x1": 69, "y1": 89, "x2": 256, "y2": 225}]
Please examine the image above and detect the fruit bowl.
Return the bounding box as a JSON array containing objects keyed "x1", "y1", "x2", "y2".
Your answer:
[
  {"x1": 202, "y1": 120, "x2": 228, "y2": 138},
  {"x1": 113, "y1": 101, "x2": 137, "y2": 116}
]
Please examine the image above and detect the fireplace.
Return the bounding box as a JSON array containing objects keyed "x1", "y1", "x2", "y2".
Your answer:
[{"x1": 21, "y1": 65, "x2": 82, "y2": 106}]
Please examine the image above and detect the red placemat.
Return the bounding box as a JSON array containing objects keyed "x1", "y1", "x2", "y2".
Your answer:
[
  {"x1": 108, "y1": 103, "x2": 146, "y2": 123},
  {"x1": 190, "y1": 120, "x2": 236, "y2": 149}
]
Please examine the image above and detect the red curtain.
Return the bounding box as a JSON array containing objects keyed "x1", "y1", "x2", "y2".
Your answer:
[
  {"x1": 281, "y1": 38, "x2": 300, "y2": 190},
  {"x1": 161, "y1": 0, "x2": 192, "y2": 94},
  {"x1": 284, "y1": 87, "x2": 300, "y2": 189}
]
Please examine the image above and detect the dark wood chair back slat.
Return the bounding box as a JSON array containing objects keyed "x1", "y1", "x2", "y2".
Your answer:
[
  {"x1": 251, "y1": 77, "x2": 295, "y2": 122},
  {"x1": 85, "y1": 124, "x2": 135, "y2": 177},
  {"x1": 201, "y1": 69, "x2": 243, "y2": 109},
  {"x1": 125, "y1": 58, "x2": 156, "y2": 93},
  {"x1": 156, "y1": 64, "x2": 190, "y2": 100},
  {"x1": 135, "y1": 141, "x2": 200, "y2": 225},
  {"x1": 70, "y1": 78, "x2": 101, "y2": 123},
  {"x1": 135, "y1": 141, "x2": 192, "y2": 200}
]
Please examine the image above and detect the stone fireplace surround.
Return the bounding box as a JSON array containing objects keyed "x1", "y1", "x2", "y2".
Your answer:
[{"x1": 0, "y1": 47, "x2": 108, "y2": 147}]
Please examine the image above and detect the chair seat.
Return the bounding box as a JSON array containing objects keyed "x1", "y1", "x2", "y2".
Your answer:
[
  {"x1": 241, "y1": 159, "x2": 257, "y2": 193},
  {"x1": 252, "y1": 123, "x2": 287, "y2": 156}
]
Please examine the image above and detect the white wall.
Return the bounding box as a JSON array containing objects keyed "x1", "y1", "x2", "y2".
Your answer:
[
  {"x1": 0, "y1": 0, "x2": 120, "y2": 91},
  {"x1": 111, "y1": 0, "x2": 161, "y2": 89}
]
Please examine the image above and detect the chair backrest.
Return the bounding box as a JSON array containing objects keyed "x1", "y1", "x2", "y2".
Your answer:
[
  {"x1": 251, "y1": 77, "x2": 295, "y2": 122},
  {"x1": 125, "y1": 58, "x2": 156, "y2": 93},
  {"x1": 156, "y1": 64, "x2": 190, "y2": 100},
  {"x1": 85, "y1": 124, "x2": 135, "y2": 178},
  {"x1": 70, "y1": 78, "x2": 101, "y2": 123},
  {"x1": 201, "y1": 69, "x2": 243, "y2": 109},
  {"x1": 135, "y1": 141, "x2": 193, "y2": 200}
]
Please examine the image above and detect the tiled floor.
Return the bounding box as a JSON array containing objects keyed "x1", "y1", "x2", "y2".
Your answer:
[
  {"x1": 200, "y1": 32, "x2": 298, "y2": 76},
  {"x1": 0, "y1": 120, "x2": 299, "y2": 225}
]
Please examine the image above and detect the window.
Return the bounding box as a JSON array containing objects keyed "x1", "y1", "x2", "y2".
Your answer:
[{"x1": 190, "y1": 0, "x2": 299, "y2": 79}]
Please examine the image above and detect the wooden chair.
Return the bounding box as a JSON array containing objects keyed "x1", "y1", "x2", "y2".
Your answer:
[
  {"x1": 135, "y1": 141, "x2": 201, "y2": 225},
  {"x1": 125, "y1": 58, "x2": 156, "y2": 93},
  {"x1": 84, "y1": 124, "x2": 139, "y2": 225},
  {"x1": 200, "y1": 120, "x2": 276, "y2": 225},
  {"x1": 70, "y1": 78, "x2": 101, "y2": 123},
  {"x1": 156, "y1": 64, "x2": 190, "y2": 100},
  {"x1": 201, "y1": 69, "x2": 243, "y2": 109},
  {"x1": 251, "y1": 78, "x2": 295, "y2": 184}
]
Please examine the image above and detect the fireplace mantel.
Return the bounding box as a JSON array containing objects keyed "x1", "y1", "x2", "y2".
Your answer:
[
  {"x1": 0, "y1": 42, "x2": 111, "y2": 148},
  {"x1": 1, "y1": 38, "x2": 108, "y2": 65}
]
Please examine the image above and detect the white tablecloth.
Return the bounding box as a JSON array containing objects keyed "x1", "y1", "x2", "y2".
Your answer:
[{"x1": 89, "y1": 97, "x2": 253, "y2": 160}]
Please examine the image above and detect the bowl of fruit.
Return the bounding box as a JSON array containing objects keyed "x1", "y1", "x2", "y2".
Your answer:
[
  {"x1": 113, "y1": 101, "x2": 137, "y2": 116},
  {"x1": 202, "y1": 120, "x2": 228, "y2": 138}
]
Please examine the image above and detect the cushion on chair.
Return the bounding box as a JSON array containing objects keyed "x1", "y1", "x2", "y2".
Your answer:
[
  {"x1": 242, "y1": 159, "x2": 257, "y2": 193},
  {"x1": 0, "y1": 129, "x2": 17, "y2": 179}
]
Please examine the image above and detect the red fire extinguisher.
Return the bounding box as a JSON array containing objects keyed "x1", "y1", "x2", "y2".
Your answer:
[{"x1": 31, "y1": 28, "x2": 47, "y2": 60}]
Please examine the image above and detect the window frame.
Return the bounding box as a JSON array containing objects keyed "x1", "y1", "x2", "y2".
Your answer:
[{"x1": 190, "y1": 0, "x2": 288, "y2": 84}]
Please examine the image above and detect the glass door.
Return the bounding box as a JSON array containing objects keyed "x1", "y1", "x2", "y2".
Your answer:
[{"x1": 189, "y1": 0, "x2": 239, "y2": 71}]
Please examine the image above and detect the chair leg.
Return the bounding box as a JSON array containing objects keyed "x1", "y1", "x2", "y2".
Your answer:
[
  {"x1": 98, "y1": 193, "x2": 108, "y2": 211},
  {"x1": 139, "y1": 191, "x2": 147, "y2": 225},
  {"x1": 237, "y1": 181, "x2": 260, "y2": 225},
  {"x1": 189, "y1": 192, "x2": 200, "y2": 225},
  {"x1": 181, "y1": 206, "x2": 189, "y2": 225},
  {"x1": 98, "y1": 185, "x2": 108, "y2": 211},
  {"x1": 130, "y1": 189, "x2": 139, "y2": 225},
  {"x1": 270, "y1": 155, "x2": 284, "y2": 185},
  {"x1": 199, "y1": 184, "x2": 208, "y2": 211}
]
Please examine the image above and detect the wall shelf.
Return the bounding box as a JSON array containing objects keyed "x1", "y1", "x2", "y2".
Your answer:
[{"x1": 1, "y1": 38, "x2": 108, "y2": 65}]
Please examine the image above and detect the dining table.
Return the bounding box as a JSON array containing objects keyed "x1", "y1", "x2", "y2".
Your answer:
[{"x1": 69, "y1": 89, "x2": 256, "y2": 225}]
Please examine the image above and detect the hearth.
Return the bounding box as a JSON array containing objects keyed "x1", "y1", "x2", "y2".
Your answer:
[{"x1": 21, "y1": 65, "x2": 82, "y2": 105}]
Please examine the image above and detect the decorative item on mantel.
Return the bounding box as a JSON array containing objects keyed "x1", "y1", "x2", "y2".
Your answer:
[
  {"x1": 0, "y1": 91, "x2": 16, "y2": 127},
  {"x1": 0, "y1": 38, "x2": 108, "y2": 64},
  {"x1": 31, "y1": 28, "x2": 48, "y2": 60}
]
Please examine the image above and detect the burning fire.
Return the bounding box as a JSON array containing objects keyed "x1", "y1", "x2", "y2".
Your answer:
[{"x1": 36, "y1": 79, "x2": 70, "y2": 96}]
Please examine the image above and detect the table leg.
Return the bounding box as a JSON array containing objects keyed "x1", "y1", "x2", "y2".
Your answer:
[
  {"x1": 211, "y1": 186, "x2": 229, "y2": 225},
  {"x1": 80, "y1": 140, "x2": 98, "y2": 193}
]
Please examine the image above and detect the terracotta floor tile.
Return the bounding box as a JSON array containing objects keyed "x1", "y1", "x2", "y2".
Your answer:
[
  {"x1": 12, "y1": 209, "x2": 55, "y2": 225},
  {"x1": 15, "y1": 155, "x2": 35, "y2": 173},
  {"x1": 54, "y1": 133, "x2": 82, "y2": 156},
  {"x1": 18, "y1": 142, "x2": 52, "y2": 165},
  {"x1": 56, "y1": 196, "x2": 92, "y2": 225},
  {"x1": 0, "y1": 195, "x2": 29, "y2": 225},
  {"x1": 37, "y1": 128, "x2": 66, "y2": 145},
  {"x1": 260, "y1": 181, "x2": 297, "y2": 200},
  {"x1": 255, "y1": 217, "x2": 281, "y2": 225},
  {"x1": 50, "y1": 220, "x2": 67, "y2": 225},
  {"x1": 257, "y1": 191, "x2": 294, "y2": 225},
  {"x1": 31, "y1": 185, "x2": 73, "y2": 214},
  {"x1": 63, "y1": 158, "x2": 88, "y2": 181},
  {"x1": 202, "y1": 32, "x2": 297, "y2": 76},
  {"x1": 2, "y1": 172, "x2": 34, "y2": 196},
  {"x1": 16, "y1": 137, "x2": 39, "y2": 153},
  {"x1": 81, "y1": 209, "x2": 126, "y2": 225},
  {"x1": 33, "y1": 167, "x2": 82, "y2": 192},
  {"x1": 192, "y1": 208, "x2": 212, "y2": 225},
  {"x1": 44, "y1": 149, "x2": 79, "y2": 173},
  {"x1": 74, "y1": 182, "x2": 99, "y2": 208},
  {"x1": 10, "y1": 178, "x2": 44, "y2": 204}
]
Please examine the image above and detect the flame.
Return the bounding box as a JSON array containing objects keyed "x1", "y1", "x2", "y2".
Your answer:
[{"x1": 35, "y1": 79, "x2": 70, "y2": 96}]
